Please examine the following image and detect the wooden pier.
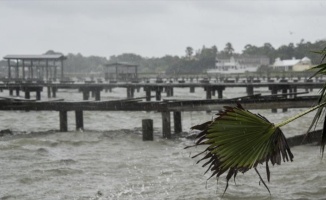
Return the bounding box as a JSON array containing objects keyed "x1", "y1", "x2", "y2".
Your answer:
[
  {"x1": 0, "y1": 94, "x2": 319, "y2": 139},
  {"x1": 0, "y1": 79, "x2": 324, "y2": 101}
]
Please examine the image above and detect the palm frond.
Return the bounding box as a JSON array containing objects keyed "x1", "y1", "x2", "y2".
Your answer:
[
  {"x1": 308, "y1": 47, "x2": 326, "y2": 156},
  {"x1": 189, "y1": 103, "x2": 293, "y2": 195}
]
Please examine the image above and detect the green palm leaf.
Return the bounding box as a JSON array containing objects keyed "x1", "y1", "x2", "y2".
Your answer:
[
  {"x1": 188, "y1": 103, "x2": 293, "y2": 195},
  {"x1": 308, "y1": 47, "x2": 326, "y2": 156}
]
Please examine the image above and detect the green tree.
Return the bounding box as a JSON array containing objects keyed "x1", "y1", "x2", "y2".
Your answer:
[
  {"x1": 185, "y1": 47, "x2": 193, "y2": 58},
  {"x1": 223, "y1": 42, "x2": 234, "y2": 56}
]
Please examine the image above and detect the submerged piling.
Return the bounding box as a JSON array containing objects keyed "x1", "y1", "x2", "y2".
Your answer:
[{"x1": 142, "y1": 119, "x2": 153, "y2": 141}]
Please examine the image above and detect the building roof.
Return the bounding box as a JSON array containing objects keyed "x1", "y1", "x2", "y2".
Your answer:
[
  {"x1": 273, "y1": 57, "x2": 311, "y2": 67},
  {"x1": 3, "y1": 54, "x2": 66, "y2": 60},
  {"x1": 105, "y1": 62, "x2": 138, "y2": 67}
]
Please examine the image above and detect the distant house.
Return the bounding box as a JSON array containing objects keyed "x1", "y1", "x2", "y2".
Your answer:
[
  {"x1": 207, "y1": 55, "x2": 269, "y2": 74},
  {"x1": 272, "y1": 57, "x2": 312, "y2": 71}
]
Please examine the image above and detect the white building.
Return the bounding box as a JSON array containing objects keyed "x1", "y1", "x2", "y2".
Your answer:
[
  {"x1": 207, "y1": 55, "x2": 269, "y2": 74},
  {"x1": 272, "y1": 57, "x2": 312, "y2": 71}
]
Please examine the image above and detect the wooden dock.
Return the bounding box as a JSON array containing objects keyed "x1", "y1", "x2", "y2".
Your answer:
[
  {"x1": 0, "y1": 78, "x2": 324, "y2": 101},
  {"x1": 0, "y1": 94, "x2": 319, "y2": 139}
]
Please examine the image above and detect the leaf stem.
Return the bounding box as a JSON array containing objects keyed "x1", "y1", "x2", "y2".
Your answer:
[{"x1": 275, "y1": 102, "x2": 326, "y2": 128}]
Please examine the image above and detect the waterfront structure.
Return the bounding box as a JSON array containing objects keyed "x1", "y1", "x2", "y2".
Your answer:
[
  {"x1": 104, "y1": 62, "x2": 138, "y2": 82},
  {"x1": 207, "y1": 55, "x2": 270, "y2": 74},
  {"x1": 3, "y1": 54, "x2": 67, "y2": 81},
  {"x1": 272, "y1": 57, "x2": 312, "y2": 71}
]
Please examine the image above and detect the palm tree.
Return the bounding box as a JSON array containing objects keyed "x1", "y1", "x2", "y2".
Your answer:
[
  {"x1": 224, "y1": 42, "x2": 234, "y2": 56},
  {"x1": 188, "y1": 47, "x2": 326, "y2": 196}
]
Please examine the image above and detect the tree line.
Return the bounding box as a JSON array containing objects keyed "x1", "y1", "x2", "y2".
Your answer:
[{"x1": 1, "y1": 39, "x2": 325, "y2": 77}]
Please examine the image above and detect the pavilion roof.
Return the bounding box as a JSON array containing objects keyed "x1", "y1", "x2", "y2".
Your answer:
[
  {"x1": 104, "y1": 62, "x2": 138, "y2": 67},
  {"x1": 3, "y1": 54, "x2": 66, "y2": 60}
]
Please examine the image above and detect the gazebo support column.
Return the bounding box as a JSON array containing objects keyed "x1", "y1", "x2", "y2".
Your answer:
[{"x1": 7, "y1": 59, "x2": 11, "y2": 79}]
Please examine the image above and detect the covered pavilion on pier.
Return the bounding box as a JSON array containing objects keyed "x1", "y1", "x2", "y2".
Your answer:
[
  {"x1": 104, "y1": 62, "x2": 138, "y2": 82},
  {"x1": 3, "y1": 54, "x2": 67, "y2": 82}
]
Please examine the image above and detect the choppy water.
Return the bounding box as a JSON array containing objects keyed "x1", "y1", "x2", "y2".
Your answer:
[{"x1": 0, "y1": 83, "x2": 326, "y2": 199}]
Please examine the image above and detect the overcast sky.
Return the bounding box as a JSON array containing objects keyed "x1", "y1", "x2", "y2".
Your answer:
[{"x1": 0, "y1": 0, "x2": 325, "y2": 58}]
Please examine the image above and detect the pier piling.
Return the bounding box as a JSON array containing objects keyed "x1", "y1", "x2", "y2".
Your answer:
[
  {"x1": 75, "y1": 110, "x2": 84, "y2": 130},
  {"x1": 173, "y1": 111, "x2": 182, "y2": 133},
  {"x1": 142, "y1": 119, "x2": 153, "y2": 141},
  {"x1": 162, "y1": 111, "x2": 171, "y2": 139},
  {"x1": 59, "y1": 110, "x2": 68, "y2": 132}
]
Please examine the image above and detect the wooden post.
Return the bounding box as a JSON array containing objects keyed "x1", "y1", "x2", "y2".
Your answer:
[
  {"x1": 271, "y1": 87, "x2": 278, "y2": 113},
  {"x1": 15, "y1": 59, "x2": 19, "y2": 79},
  {"x1": 126, "y1": 87, "x2": 130, "y2": 98},
  {"x1": 166, "y1": 87, "x2": 172, "y2": 97},
  {"x1": 127, "y1": 87, "x2": 134, "y2": 99},
  {"x1": 282, "y1": 88, "x2": 288, "y2": 112},
  {"x1": 162, "y1": 111, "x2": 171, "y2": 139},
  {"x1": 22, "y1": 60, "x2": 25, "y2": 80},
  {"x1": 31, "y1": 61, "x2": 34, "y2": 79},
  {"x1": 7, "y1": 59, "x2": 11, "y2": 79},
  {"x1": 173, "y1": 111, "x2": 182, "y2": 133},
  {"x1": 246, "y1": 85, "x2": 254, "y2": 96},
  {"x1": 46, "y1": 60, "x2": 49, "y2": 81},
  {"x1": 36, "y1": 90, "x2": 41, "y2": 100},
  {"x1": 15, "y1": 88, "x2": 20, "y2": 96},
  {"x1": 54, "y1": 61, "x2": 57, "y2": 81},
  {"x1": 142, "y1": 119, "x2": 153, "y2": 141},
  {"x1": 75, "y1": 110, "x2": 84, "y2": 130},
  {"x1": 190, "y1": 86, "x2": 195, "y2": 93},
  {"x1": 156, "y1": 89, "x2": 161, "y2": 101},
  {"x1": 59, "y1": 110, "x2": 68, "y2": 132},
  {"x1": 206, "y1": 87, "x2": 212, "y2": 99},
  {"x1": 60, "y1": 59, "x2": 64, "y2": 79},
  {"x1": 25, "y1": 89, "x2": 30, "y2": 99},
  {"x1": 83, "y1": 90, "x2": 90, "y2": 100},
  {"x1": 130, "y1": 86, "x2": 135, "y2": 98},
  {"x1": 217, "y1": 89, "x2": 223, "y2": 99},
  {"x1": 293, "y1": 86, "x2": 297, "y2": 98},
  {"x1": 52, "y1": 87, "x2": 57, "y2": 98},
  {"x1": 145, "y1": 88, "x2": 151, "y2": 101},
  {"x1": 47, "y1": 87, "x2": 51, "y2": 98},
  {"x1": 95, "y1": 90, "x2": 101, "y2": 101},
  {"x1": 211, "y1": 89, "x2": 216, "y2": 97}
]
